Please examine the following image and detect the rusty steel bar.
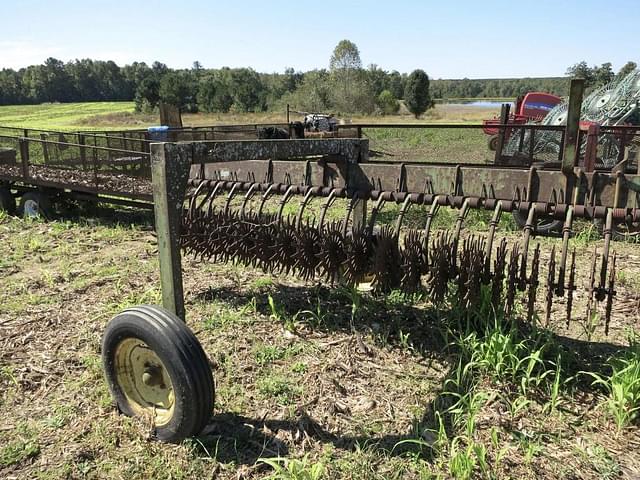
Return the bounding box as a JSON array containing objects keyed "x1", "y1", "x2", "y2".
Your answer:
[
  {"x1": 336, "y1": 123, "x2": 566, "y2": 131},
  {"x1": 562, "y1": 79, "x2": 585, "y2": 174}
]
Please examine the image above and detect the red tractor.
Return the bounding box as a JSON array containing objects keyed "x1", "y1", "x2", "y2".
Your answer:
[{"x1": 483, "y1": 92, "x2": 562, "y2": 150}]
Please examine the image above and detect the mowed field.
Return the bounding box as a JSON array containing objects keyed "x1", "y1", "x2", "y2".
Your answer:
[
  {"x1": 0, "y1": 101, "x2": 496, "y2": 129},
  {"x1": 1, "y1": 103, "x2": 639, "y2": 479}
]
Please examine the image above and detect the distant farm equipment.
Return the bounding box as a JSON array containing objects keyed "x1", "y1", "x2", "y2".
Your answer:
[
  {"x1": 505, "y1": 70, "x2": 640, "y2": 170},
  {"x1": 483, "y1": 92, "x2": 563, "y2": 150}
]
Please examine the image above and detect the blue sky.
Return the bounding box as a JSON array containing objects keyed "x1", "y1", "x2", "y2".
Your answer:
[{"x1": 1, "y1": 0, "x2": 638, "y2": 78}]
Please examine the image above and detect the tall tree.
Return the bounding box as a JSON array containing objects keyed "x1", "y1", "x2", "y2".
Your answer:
[
  {"x1": 196, "y1": 76, "x2": 217, "y2": 112},
  {"x1": 159, "y1": 71, "x2": 197, "y2": 112},
  {"x1": 329, "y1": 39, "x2": 365, "y2": 113},
  {"x1": 566, "y1": 61, "x2": 595, "y2": 87},
  {"x1": 229, "y1": 68, "x2": 265, "y2": 112},
  {"x1": 404, "y1": 69, "x2": 433, "y2": 118},
  {"x1": 593, "y1": 62, "x2": 614, "y2": 87},
  {"x1": 617, "y1": 61, "x2": 637, "y2": 79},
  {"x1": 387, "y1": 70, "x2": 404, "y2": 99}
]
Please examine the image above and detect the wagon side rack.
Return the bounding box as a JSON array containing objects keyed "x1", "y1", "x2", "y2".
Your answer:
[{"x1": 0, "y1": 134, "x2": 154, "y2": 217}]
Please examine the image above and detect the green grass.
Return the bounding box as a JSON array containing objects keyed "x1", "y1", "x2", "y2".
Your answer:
[
  {"x1": 584, "y1": 343, "x2": 640, "y2": 430},
  {"x1": 259, "y1": 455, "x2": 326, "y2": 480},
  {"x1": 364, "y1": 126, "x2": 492, "y2": 163},
  {"x1": 0, "y1": 102, "x2": 137, "y2": 130}
]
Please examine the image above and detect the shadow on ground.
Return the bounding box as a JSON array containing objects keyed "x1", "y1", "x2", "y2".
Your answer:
[{"x1": 190, "y1": 281, "x2": 629, "y2": 466}]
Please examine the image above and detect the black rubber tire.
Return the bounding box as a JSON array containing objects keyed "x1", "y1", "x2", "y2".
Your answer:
[
  {"x1": 18, "y1": 191, "x2": 52, "y2": 219},
  {"x1": 593, "y1": 218, "x2": 640, "y2": 241},
  {"x1": 101, "y1": 305, "x2": 214, "y2": 443},
  {"x1": 488, "y1": 135, "x2": 499, "y2": 151},
  {"x1": 0, "y1": 187, "x2": 16, "y2": 215},
  {"x1": 512, "y1": 211, "x2": 563, "y2": 235}
]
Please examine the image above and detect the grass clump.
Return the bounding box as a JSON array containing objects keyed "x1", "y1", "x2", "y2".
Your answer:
[
  {"x1": 0, "y1": 439, "x2": 40, "y2": 467},
  {"x1": 584, "y1": 341, "x2": 640, "y2": 430},
  {"x1": 257, "y1": 374, "x2": 302, "y2": 405},
  {"x1": 259, "y1": 455, "x2": 325, "y2": 480}
]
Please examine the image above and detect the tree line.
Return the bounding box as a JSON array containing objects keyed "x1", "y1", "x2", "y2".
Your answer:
[{"x1": 0, "y1": 42, "x2": 636, "y2": 116}]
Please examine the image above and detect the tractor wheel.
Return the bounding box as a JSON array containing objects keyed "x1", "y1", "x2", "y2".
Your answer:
[
  {"x1": 512, "y1": 211, "x2": 563, "y2": 235},
  {"x1": 0, "y1": 187, "x2": 16, "y2": 215},
  {"x1": 101, "y1": 305, "x2": 214, "y2": 443},
  {"x1": 488, "y1": 135, "x2": 499, "y2": 151},
  {"x1": 19, "y1": 191, "x2": 52, "y2": 219}
]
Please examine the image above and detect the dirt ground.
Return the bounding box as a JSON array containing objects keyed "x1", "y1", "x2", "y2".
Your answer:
[{"x1": 1, "y1": 204, "x2": 639, "y2": 479}]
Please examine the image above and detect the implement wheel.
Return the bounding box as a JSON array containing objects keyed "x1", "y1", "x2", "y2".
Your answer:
[
  {"x1": 593, "y1": 218, "x2": 640, "y2": 241},
  {"x1": 101, "y1": 305, "x2": 214, "y2": 443},
  {"x1": 19, "y1": 191, "x2": 52, "y2": 219},
  {"x1": 487, "y1": 135, "x2": 499, "y2": 151},
  {"x1": 0, "y1": 187, "x2": 16, "y2": 215},
  {"x1": 512, "y1": 211, "x2": 563, "y2": 235}
]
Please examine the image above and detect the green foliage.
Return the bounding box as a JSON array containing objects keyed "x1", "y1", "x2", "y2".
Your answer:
[
  {"x1": 330, "y1": 39, "x2": 362, "y2": 71},
  {"x1": 584, "y1": 343, "x2": 640, "y2": 430},
  {"x1": 0, "y1": 439, "x2": 40, "y2": 467},
  {"x1": 430, "y1": 76, "x2": 568, "y2": 100},
  {"x1": 196, "y1": 76, "x2": 218, "y2": 113},
  {"x1": 404, "y1": 69, "x2": 433, "y2": 118},
  {"x1": 448, "y1": 437, "x2": 476, "y2": 480},
  {"x1": 229, "y1": 68, "x2": 266, "y2": 112},
  {"x1": 455, "y1": 323, "x2": 557, "y2": 396},
  {"x1": 566, "y1": 61, "x2": 622, "y2": 88},
  {"x1": 260, "y1": 455, "x2": 325, "y2": 480},
  {"x1": 0, "y1": 55, "x2": 635, "y2": 113},
  {"x1": 377, "y1": 90, "x2": 400, "y2": 115},
  {"x1": 159, "y1": 71, "x2": 197, "y2": 112},
  {"x1": 326, "y1": 40, "x2": 376, "y2": 114},
  {"x1": 617, "y1": 61, "x2": 638, "y2": 79},
  {"x1": 257, "y1": 374, "x2": 302, "y2": 405},
  {"x1": 279, "y1": 69, "x2": 333, "y2": 113},
  {"x1": 254, "y1": 343, "x2": 304, "y2": 366}
]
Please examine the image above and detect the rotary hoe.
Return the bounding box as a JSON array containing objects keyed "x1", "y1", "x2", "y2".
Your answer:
[{"x1": 100, "y1": 79, "x2": 637, "y2": 443}]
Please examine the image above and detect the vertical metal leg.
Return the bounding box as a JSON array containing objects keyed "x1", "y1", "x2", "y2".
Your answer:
[
  {"x1": 151, "y1": 143, "x2": 193, "y2": 321},
  {"x1": 485, "y1": 201, "x2": 503, "y2": 266},
  {"x1": 562, "y1": 79, "x2": 585, "y2": 175},
  {"x1": 351, "y1": 197, "x2": 367, "y2": 231}
]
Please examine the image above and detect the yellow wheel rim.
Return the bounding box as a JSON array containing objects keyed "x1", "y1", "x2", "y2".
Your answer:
[{"x1": 114, "y1": 338, "x2": 175, "y2": 426}]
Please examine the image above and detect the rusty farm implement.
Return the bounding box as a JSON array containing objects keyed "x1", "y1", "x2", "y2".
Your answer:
[{"x1": 99, "y1": 80, "x2": 639, "y2": 442}]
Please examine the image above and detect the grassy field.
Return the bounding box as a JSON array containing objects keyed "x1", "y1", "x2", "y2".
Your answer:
[
  {"x1": 1, "y1": 102, "x2": 639, "y2": 479},
  {"x1": 0, "y1": 103, "x2": 138, "y2": 130},
  {"x1": 0, "y1": 102, "x2": 498, "y2": 131},
  {"x1": 0, "y1": 101, "x2": 499, "y2": 165}
]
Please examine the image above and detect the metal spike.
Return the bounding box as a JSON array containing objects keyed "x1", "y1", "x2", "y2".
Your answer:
[
  {"x1": 556, "y1": 205, "x2": 574, "y2": 296},
  {"x1": 605, "y1": 253, "x2": 617, "y2": 336},
  {"x1": 505, "y1": 244, "x2": 521, "y2": 317},
  {"x1": 491, "y1": 239, "x2": 508, "y2": 312},
  {"x1": 566, "y1": 249, "x2": 576, "y2": 329},
  {"x1": 586, "y1": 247, "x2": 599, "y2": 330},
  {"x1": 545, "y1": 246, "x2": 556, "y2": 328},
  {"x1": 527, "y1": 244, "x2": 541, "y2": 326}
]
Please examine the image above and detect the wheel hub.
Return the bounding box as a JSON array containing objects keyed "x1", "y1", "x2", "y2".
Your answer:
[
  {"x1": 114, "y1": 338, "x2": 175, "y2": 426},
  {"x1": 23, "y1": 199, "x2": 39, "y2": 217}
]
